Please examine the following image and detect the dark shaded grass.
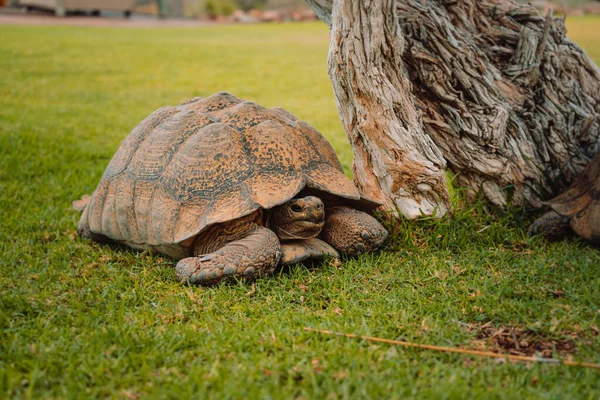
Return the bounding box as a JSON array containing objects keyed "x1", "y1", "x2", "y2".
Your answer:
[{"x1": 1, "y1": 19, "x2": 600, "y2": 398}]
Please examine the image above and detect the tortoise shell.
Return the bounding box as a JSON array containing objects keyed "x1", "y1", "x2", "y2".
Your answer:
[
  {"x1": 85, "y1": 92, "x2": 366, "y2": 247},
  {"x1": 545, "y1": 152, "x2": 600, "y2": 244}
]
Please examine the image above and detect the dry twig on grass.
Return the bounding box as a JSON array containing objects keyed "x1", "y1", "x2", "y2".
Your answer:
[{"x1": 303, "y1": 327, "x2": 600, "y2": 370}]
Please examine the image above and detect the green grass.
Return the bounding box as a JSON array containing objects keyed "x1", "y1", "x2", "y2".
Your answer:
[{"x1": 1, "y1": 18, "x2": 599, "y2": 399}]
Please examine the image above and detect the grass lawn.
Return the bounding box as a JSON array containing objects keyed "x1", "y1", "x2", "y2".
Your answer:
[{"x1": 1, "y1": 17, "x2": 599, "y2": 399}]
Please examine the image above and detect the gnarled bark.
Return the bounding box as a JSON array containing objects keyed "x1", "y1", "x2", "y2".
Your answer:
[
  {"x1": 327, "y1": 0, "x2": 448, "y2": 218},
  {"x1": 306, "y1": 0, "x2": 600, "y2": 217}
]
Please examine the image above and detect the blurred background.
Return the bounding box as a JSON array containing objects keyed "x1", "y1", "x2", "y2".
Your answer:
[
  {"x1": 0, "y1": 0, "x2": 318, "y2": 21},
  {"x1": 0, "y1": 0, "x2": 598, "y2": 21}
]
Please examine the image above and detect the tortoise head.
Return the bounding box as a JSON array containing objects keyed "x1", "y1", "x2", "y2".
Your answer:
[{"x1": 270, "y1": 196, "x2": 325, "y2": 240}]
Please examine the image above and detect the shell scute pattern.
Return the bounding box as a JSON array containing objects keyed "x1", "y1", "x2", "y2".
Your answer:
[
  {"x1": 114, "y1": 176, "x2": 137, "y2": 242},
  {"x1": 103, "y1": 106, "x2": 179, "y2": 180},
  {"x1": 296, "y1": 120, "x2": 345, "y2": 172},
  {"x1": 150, "y1": 188, "x2": 184, "y2": 244},
  {"x1": 131, "y1": 179, "x2": 155, "y2": 243},
  {"x1": 270, "y1": 107, "x2": 299, "y2": 127},
  {"x1": 179, "y1": 92, "x2": 241, "y2": 113},
  {"x1": 210, "y1": 101, "x2": 272, "y2": 131},
  {"x1": 100, "y1": 181, "x2": 122, "y2": 240},
  {"x1": 127, "y1": 111, "x2": 217, "y2": 182},
  {"x1": 160, "y1": 122, "x2": 253, "y2": 202},
  {"x1": 172, "y1": 200, "x2": 212, "y2": 243},
  {"x1": 87, "y1": 179, "x2": 109, "y2": 235},
  {"x1": 305, "y1": 164, "x2": 360, "y2": 198},
  {"x1": 245, "y1": 120, "x2": 301, "y2": 173},
  {"x1": 204, "y1": 185, "x2": 259, "y2": 228},
  {"x1": 86, "y1": 92, "x2": 361, "y2": 247}
]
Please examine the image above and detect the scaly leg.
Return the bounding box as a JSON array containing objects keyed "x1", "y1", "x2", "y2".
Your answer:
[
  {"x1": 280, "y1": 238, "x2": 340, "y2": 265},
  {"x1": 320, "y1": 207, "x2": 388, "y2": 256},
  {"x1": 528, "y1": 210, "x2": 572, "y2": 241},
  {"x1": 175, "y1": 225, "x2": 281, "y2": 285}
]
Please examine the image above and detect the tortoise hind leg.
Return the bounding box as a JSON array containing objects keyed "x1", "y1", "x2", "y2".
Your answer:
[
  {"x1": 175, "y1": 225, "x2": 282, "y2": 285},
  {"x1": 528, "y1": 211, "x2": 572, "y2": 241}
]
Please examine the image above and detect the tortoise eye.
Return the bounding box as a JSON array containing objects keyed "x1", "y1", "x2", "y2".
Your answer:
[{"x1": 291, "y1": 204, "x2": 303, "y2": 212}]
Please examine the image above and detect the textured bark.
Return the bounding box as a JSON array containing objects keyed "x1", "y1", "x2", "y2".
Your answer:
[
  {"x1": 306, "y1": 0, "x2": 600, "y2": 217},
  {"x1": 326, "y1": 0, "x2": 449, "y2": 218}
]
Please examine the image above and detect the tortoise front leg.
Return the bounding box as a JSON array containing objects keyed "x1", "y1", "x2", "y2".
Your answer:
[
  {"x1": 320, "y1": 206, "x2": 388, "y2": 256},
  {"x1": 175, "y1": 225, "x2": 282, "y2": 285},
  {"x1": 280, "y1": 238, "x2": 340, "y2": 265}
]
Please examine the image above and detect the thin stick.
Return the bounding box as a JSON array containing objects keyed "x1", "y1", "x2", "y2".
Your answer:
[{"x1": 303, "y1": 327, "x2": 600, "y2": 370}]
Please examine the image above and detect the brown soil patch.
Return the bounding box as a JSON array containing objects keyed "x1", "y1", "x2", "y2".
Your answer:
[
  {"x1": 476, "y1": 325, "x2": 576, "y2": 358},
  {"x1": 463, "y1": 322, "x2": 593, "y2": 359}
]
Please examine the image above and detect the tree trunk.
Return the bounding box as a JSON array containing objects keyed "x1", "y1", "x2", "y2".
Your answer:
[{"x1": 306, "y1": 0, "x2": 600, "y2": 218}]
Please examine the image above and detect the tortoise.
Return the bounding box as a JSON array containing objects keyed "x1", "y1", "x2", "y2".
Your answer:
[
  {"x1": 529, "y1": 152, "x2": 600, "y2": 246},
  {"x1": 75, "y1": 92, "x2": 388, "y2": 285}
]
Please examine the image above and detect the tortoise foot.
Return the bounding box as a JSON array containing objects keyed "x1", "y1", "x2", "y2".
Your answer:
[{"x1": 528, "y1": 211, "x2": 572, "y2": 241}]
